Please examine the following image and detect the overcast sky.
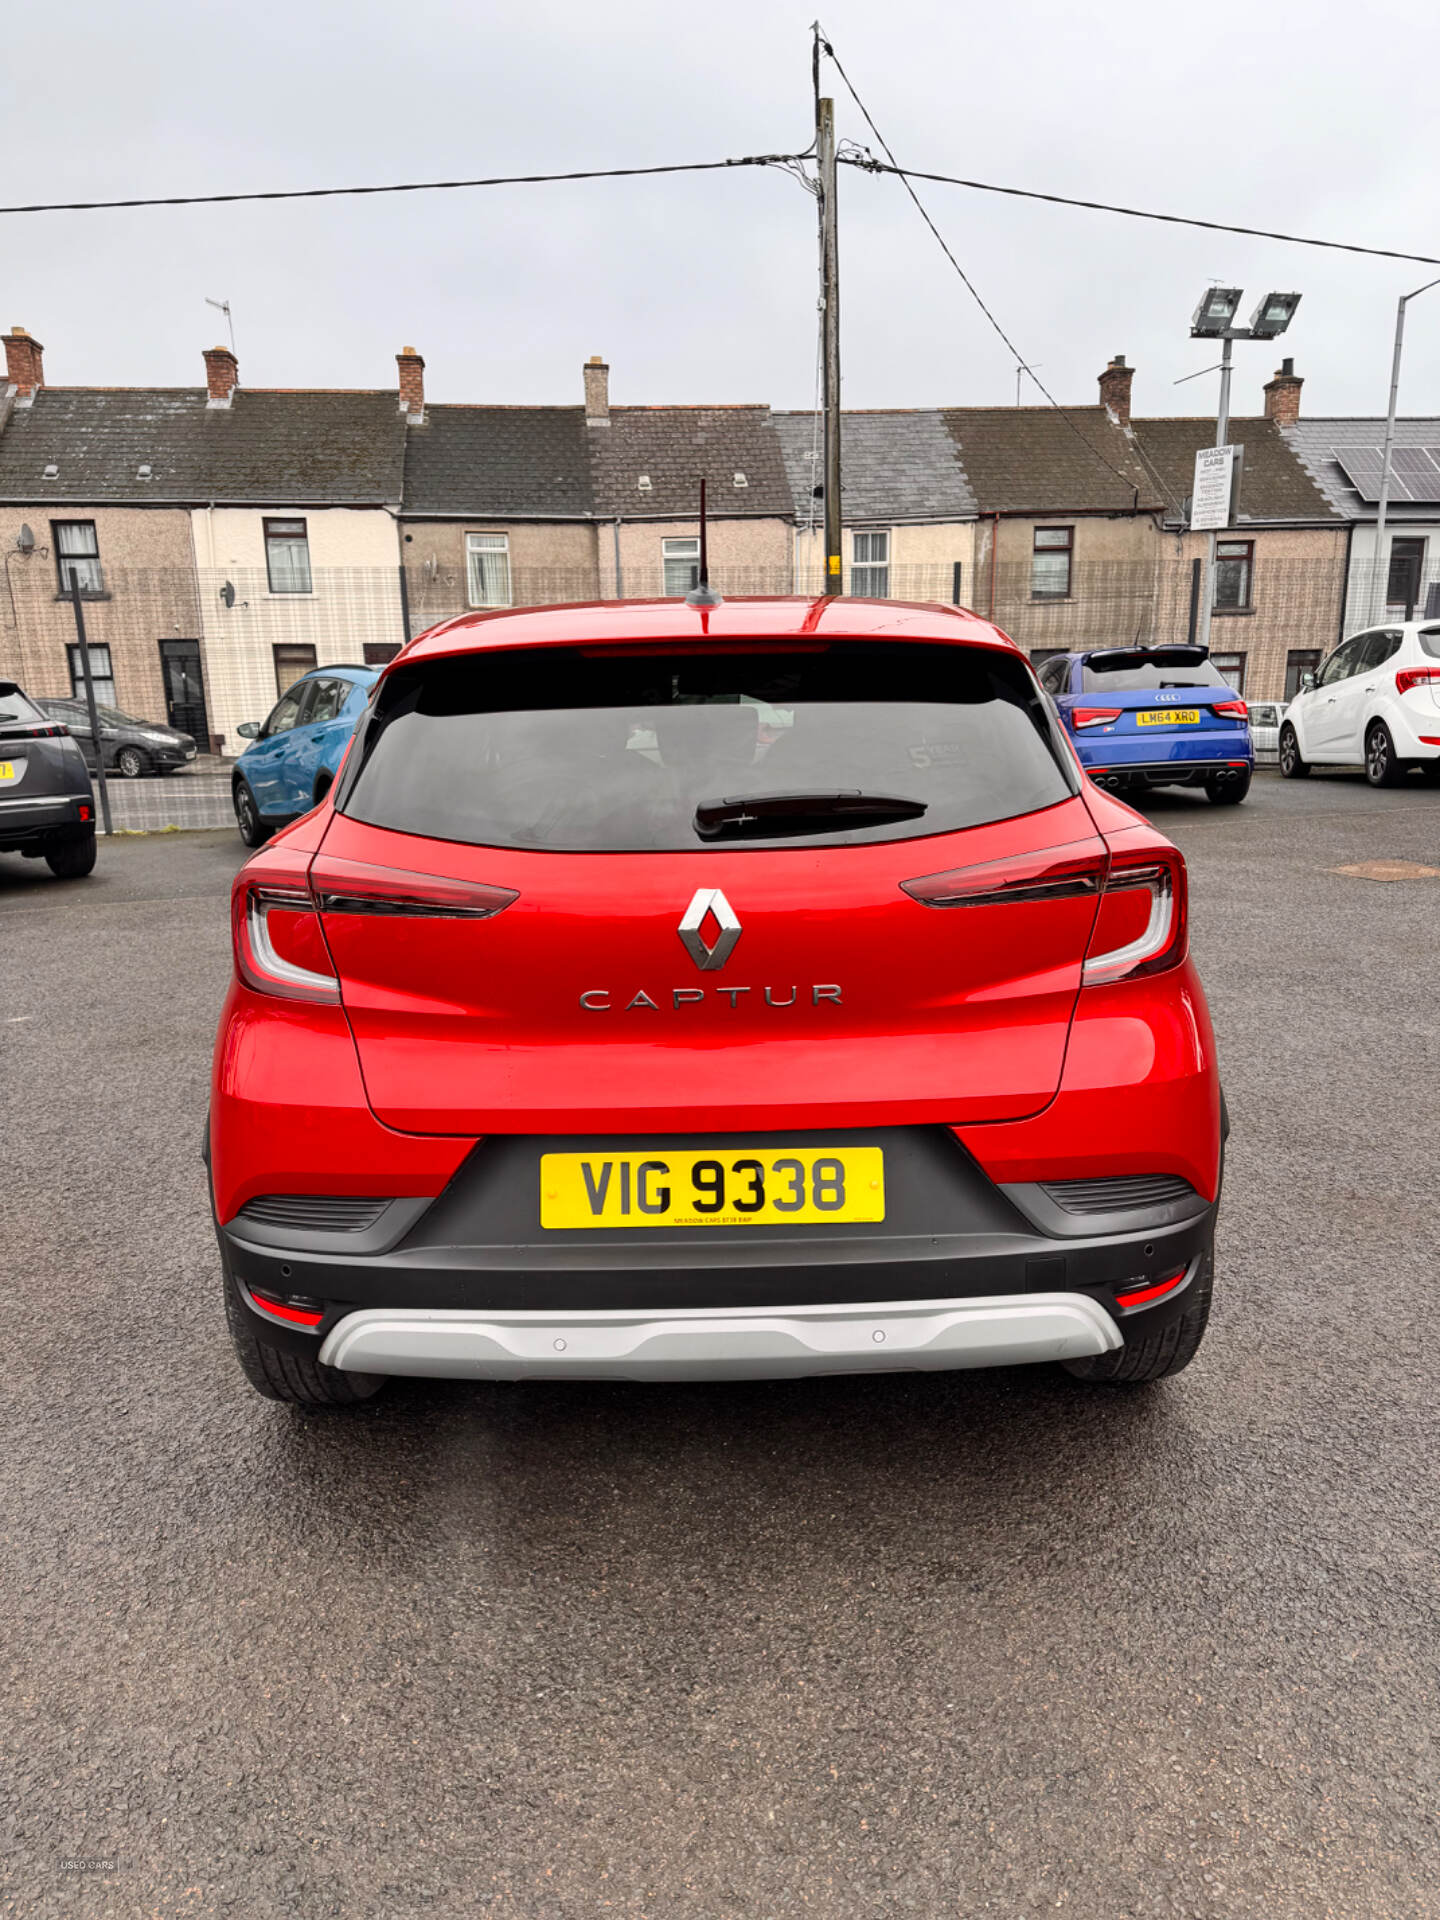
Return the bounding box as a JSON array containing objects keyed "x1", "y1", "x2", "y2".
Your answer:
[{"x1": 4, "y1": 0, "x2": 1438, "y2": 423}]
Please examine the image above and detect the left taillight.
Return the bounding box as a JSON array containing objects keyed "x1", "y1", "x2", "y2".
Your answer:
[
  {"x1": 232, "y1": 855, "x2": 340, "y2": 1004},
  {"x1": 1396, "y1": 666, "x2": 1440, "y2": 696},
  {"x1": 232, "y1": 847, "x2": 519, "y2": 1002},
  {"x1": 1069, "y1": 707, "x2": 1122, "y2": 729},
  {"x1": 1082, "y1": 844, "x2": 1187, "y2": 984}
]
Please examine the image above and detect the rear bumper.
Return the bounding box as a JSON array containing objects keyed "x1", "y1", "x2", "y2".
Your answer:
[
  {"x1": 0, "y1": 791, "x2": 93, "y2": 847},
  {"x1": 1085, "y1": 757, "x2": 1251, "y2": 789},
  {"x1": 216, "y1": 1125, "x2": 1218, "y2": 1381},
  {"x1": 315, "y1": 1290, "x2": 1124, "y2": 1382}
]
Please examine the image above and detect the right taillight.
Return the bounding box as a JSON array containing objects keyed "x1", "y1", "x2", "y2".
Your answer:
[
  {"x1": 1396, "y1": 666, "x2": 1440, "y2": 696},
  {"x1": 1082, "y1": 845, "x2": 1187, "y2": 984}
]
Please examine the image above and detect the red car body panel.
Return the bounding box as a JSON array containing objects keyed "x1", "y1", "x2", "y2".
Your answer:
[{"x1": 210, "y1": 598, "x2": 1223, "y2": 1233}]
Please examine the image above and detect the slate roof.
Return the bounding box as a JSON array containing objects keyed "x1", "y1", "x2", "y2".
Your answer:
[
  {"x1": 587, "y1": 406, "x2": 793, "y2": 519},
  {"x1": 0, "y1": 387, "x2": 407, "y2": 505},
  {"x1": 1132, "y1": 416, "x2": 1341, "y2": 527},
  {"x1": 943, "y1": 406, "x2": 1160, "y2": 514},
  {"x1": 1281, "y1": 417, "x2": 1440, "y2": 520},
  {"x1": 772, "y1": 410, "x2": 976, "y2": 524},
  {"x1": 401, "y1": 405, "x2": 593, "y2": 518}
]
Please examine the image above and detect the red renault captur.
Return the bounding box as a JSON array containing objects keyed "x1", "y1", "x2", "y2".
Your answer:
[{"x1": 207, "y1": 597, "x2": 1224, "y2": 1408}]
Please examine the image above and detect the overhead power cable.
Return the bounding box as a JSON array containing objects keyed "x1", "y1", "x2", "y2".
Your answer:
[
  {"x1": 840, "y1": 158, "x2": 1440, "y2": 270},
  {"x1": 813, "y1": 26, "x2": 1169, "y2": 509},
  {"x1": 0, "y1": 153, "x2": 808, "y2": 217}
]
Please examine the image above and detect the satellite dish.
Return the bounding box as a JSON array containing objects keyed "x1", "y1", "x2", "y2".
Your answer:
[
  {"x1": 220, "y1": 581, "x2": 236, "y2": 609},
  {"x1": 16, "y1": 524, "x2": 34, "y2": 553}
]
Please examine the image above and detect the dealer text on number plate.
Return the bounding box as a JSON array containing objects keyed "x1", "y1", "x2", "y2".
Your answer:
[
  {"x1": 1137, "y1": 708, "x2": 1200, "y2": 726},
  {"x1": 540, "y1": 1148, "x2": 886, "y2": 1229}
]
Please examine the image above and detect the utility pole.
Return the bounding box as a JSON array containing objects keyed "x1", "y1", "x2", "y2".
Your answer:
[
  {"x1": 816, "y1": 91, "x2": 842, "y2": 595},
  {"x1": 1194, "y1": 335, "x2": 1234, "y2": 661},
  {"x1": 1374, "y1": 276, "x2": 1440, "y2": 622}
]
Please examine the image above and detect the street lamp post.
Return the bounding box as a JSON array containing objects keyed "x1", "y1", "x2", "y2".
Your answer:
[
  {"x1": 1372, "y1": 276, "x2": 1440, "y2": 622},
  {"x1": 1189, "y1": 287, "x2": 1302, "y2": 658}
]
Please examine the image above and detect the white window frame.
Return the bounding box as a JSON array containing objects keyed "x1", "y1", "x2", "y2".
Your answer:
[
  {"x1": 263, "y1": 517, "x2": 312, "y2": 595},
  {"x1": 851, "y1": 529, "x2": 891, "y2": 597},
  {"x1": 662, "y1": 536, "x2": 701, "y2": 598},
  {"x1": 466, "y1": 532, "x2": 512, "y2": 609},
  {"x1": 54, "y1": 521, "x2": 104, "y2": 595},
  {"x1": 1031, "y1": 526, "x2": 1073, "y2": 600}
]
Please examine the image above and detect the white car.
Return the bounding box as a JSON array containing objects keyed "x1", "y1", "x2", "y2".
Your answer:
[
  {"x1": 1247, "y1": 700, "x2": 1285, "y2": 765},
  {"x1": 1279, "y1": 622, "x2": 1440, "y2": 787}
]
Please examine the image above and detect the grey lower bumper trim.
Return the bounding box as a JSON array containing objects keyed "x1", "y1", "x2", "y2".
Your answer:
[{"x1": 318, "y1": 1291, "x2": 1122, "y2": 1383}]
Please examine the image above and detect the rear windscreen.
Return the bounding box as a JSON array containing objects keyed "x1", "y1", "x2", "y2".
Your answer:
[
  {"x1": 0, "y1": 683, "x2": 44, "y2": 726},
  {"x1": 340, "y1": 641, "x2": 1074, "y2": 852},
  {"x1": 1082, "y1": 652, "x2": 1231, "y2": 693}
]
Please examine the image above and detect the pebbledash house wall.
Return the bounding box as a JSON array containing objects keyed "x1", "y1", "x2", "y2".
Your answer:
[
  {"x1": 0, "y1": 504, "x2": 205, "y2": 730},
  {"x1": 401, "y1": 520, "x2": 600, "y2": 636},
  {"x1": 191, "y1": 506, "x2": 406, "y2": 749},
  {"x1": 791, "y1": 522, "x2": 978, "y2": 599},
  {"x1": 598, "y1": 516, "x2": 793, "y2": 599}
]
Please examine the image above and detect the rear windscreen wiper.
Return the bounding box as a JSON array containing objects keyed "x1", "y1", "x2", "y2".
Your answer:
[{"x1": 694, "y1": 790, "x2": 927, "y2": 840}]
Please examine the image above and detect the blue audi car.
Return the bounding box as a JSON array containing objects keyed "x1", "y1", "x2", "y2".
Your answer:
[
  {"x1": 231, "y1": 663, "x2": 381, "y2": 846},
  {"x1": 1036, "y1": 645, "x2": 1252, "y2": 805}
]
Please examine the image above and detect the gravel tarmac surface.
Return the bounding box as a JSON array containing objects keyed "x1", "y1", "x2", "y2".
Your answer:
[{"x1": 2, "y1": 769, "x2": 1439, "y2": 1919}]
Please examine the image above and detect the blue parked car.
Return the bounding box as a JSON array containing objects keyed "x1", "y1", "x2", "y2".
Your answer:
[
  {"x1": 1035, "y1": 644, "x2": 1253, "y2": 806},
  {"x1": 232, "y1": 663, "x2": 380, "y2": 846}
]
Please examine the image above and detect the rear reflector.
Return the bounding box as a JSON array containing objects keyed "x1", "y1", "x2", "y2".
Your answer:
[
  {"x1": 1115, "y1": 1265, "x2": 1188, "y2": 1310},
  {"x1": 1421, "y1": 736, "x2": 1440, "y2": 747},
  {"x1": 1396, "y1": 666, "x2": 1440, "y2": 696},
  {"x1": 1070, "y1": 708, "x2": 1122, "y2": 729},
  {"x1": 249, "y1": 1287, "x2": 326, "y2": 1329}
]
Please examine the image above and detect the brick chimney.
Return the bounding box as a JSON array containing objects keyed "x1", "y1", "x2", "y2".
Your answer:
[
  {"x1": 396, "y1": 344, "x2": 425, "y2": 422},
  {"x1": 1264, "y1": 357, "x2": 1303, "y2": 424},
  {"x1": 203, "y1": 344, "x2": 238, "y2": 408},
  {"x1": 3, "y1": 326, "x2": 45, "y2": 405},
  {"x1": 1098, "y1": 353, "x2": 1133, "y2": 426},
  {"x1": 583, "y1": 354, "x2": 610, "y2": 426}
]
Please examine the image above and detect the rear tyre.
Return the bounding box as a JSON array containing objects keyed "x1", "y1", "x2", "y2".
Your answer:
[
  {"x1": 1365, "y1": 722, "x2": 1403, "y2": 788},
  {"x1": 223, "y1": 1271, "x2": 385, "y2": 1409},
  {"x1": 43, "y1": 828, "x2": 97, "y2": 879},
  {"x1": 233, "y1": 779, "x2": 270, "y2": 848},
  {"x1": 1278, "y1": 725, "x2": 1309, "y2": 778},
  {"x1": 116, "y1": 745, "x2": 147, "y2": 779},
  {"x1": 1063, "y1": 1251, "x2": 1213, "y2": 1385},
  {"x1": 1205, "y1": 769, "x2": 1251, "y2": 806}
]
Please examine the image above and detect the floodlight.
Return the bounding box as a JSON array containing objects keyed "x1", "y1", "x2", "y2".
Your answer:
[
  {"x1": 1248, "y1": 291, "x2": 1302, "y2": 339},
  {"x1": 1191, "y1": 287, "x2": 1244, "y2": 337}
]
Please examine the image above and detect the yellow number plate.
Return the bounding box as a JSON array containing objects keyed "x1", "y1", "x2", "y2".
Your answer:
[
  {"x1": 1137, "y1": 708, "x2": 1200, "y2": 726},
  {"x1": 0, "y1": 761, "x2": 15, "y2": 783},
  {"x1": 540, "y1": 1148, "x2": 886, "y2": 1229}
]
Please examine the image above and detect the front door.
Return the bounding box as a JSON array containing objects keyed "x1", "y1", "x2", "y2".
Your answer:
[
  {"x1": 1307, "y1": 634, "x2": 1370, "y2": 758},
  {"x1": 159, "y1": 640, "x2": 209, "y2": 746}
]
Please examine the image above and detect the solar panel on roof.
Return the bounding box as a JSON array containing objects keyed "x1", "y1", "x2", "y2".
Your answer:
[
  {"x1": 1390, "y1": 446, "x2": 1440, "y2": 502},
  {"x1": 1333, "y1": 448, "x2": 1413, "y2": 503}
]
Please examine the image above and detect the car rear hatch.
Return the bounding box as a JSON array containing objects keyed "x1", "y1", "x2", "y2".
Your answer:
[
  {"x1": 1064, "y1": 647, "x2": 1248, "y2": 761},
  {"x1": 0, "y1": 684, "x2": 89, "y2": 818},
  {"x1": 310, "y1": 636, "x2": 1109, "y2": 1135}
]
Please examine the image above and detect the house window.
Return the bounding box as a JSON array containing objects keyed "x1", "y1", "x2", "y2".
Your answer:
[
  {"x1": 1031, "y1": 527, "x2": 1072, "y2": 599},
  {"x1": 66, "y1": 642, "x2": 115, "y2": 707},
  {"x1": 1214, "y1": 540, "x2": 1254, "y2": 610},
  {"x1": 852, "y1": 531, "x2": 891, "y2": 596},
  {"x1": 1386, "y1": 536, "x2": 1426, "y2": 613},
  {"x1": 273, "y1": 643, "x2": 317, "y2": 700},
  {"x1": 466, "y1": 532, "x2": 512, "y2": 608},
  {"x1": 1285, "y1": 649, "x2": 1322, "y2": 700},
  {"x1": 662, "y1": 537, "x2": 701, "y2": 597},
  {"x1": 1210, "y1": 652, "x2": 1247, "y2": 694},
  {"x1": 264, "y1": 518, "x2": 312, "y2": 594},
  {"x1": 53, "y1": 521, "x2": 103, "y2": 595}
]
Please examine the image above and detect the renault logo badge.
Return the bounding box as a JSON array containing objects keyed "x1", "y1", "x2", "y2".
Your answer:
[{"x1": 678, "y1": 888, "x2": 742, "y2": 971}]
